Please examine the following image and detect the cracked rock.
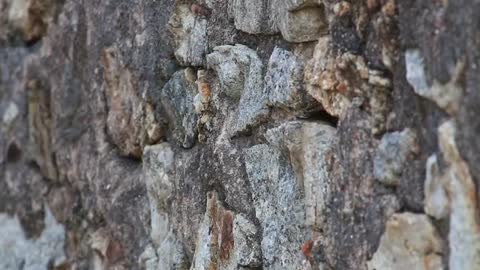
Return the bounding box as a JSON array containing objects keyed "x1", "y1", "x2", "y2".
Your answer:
[{"x1": 265, "y1": 121, "x2": 336, "y2": 229}]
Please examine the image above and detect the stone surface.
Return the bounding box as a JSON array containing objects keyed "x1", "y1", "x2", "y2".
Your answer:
[
  {"x1": 367, "y1": 212, "x2": 444, "y2": 270},
  {"x1": 2, "y1": 1, "x2": 480, "y2": 270},
  {"x1": 243, "y1": 120, "x2": 335, "y2": 269}
]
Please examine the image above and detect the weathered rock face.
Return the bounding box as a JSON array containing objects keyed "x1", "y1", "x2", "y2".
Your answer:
[{"x1": 2, "y1": 1, "x2": 480, "y2": 270}]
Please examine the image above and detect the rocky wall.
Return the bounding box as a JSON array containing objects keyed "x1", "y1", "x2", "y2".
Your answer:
[{"x1": 1, "y1": 0, "x2": 479, "y2": 269}]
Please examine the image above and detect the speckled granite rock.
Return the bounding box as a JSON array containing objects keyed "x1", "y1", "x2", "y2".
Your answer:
[{"x1": 1, "y1": 0, "x2": 480, "y2": 269}]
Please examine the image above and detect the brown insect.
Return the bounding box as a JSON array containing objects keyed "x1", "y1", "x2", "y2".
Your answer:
[
  {"x1": 301, "y1": 239, "x2": 314, "y2": 259},
  {"x1": 191, "y1": 3, "x2": 211, "y2": 18}
]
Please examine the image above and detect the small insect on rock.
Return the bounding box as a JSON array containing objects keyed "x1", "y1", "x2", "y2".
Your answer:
[{"x1": 190, "y1": 3, "x2": 211, "y2": 18}]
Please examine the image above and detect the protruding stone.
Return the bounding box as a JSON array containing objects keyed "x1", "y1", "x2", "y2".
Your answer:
[
  {"x1": 374, "y1": 128, "x2": 417, "y2": 187},
  {"x1": 160, "y1": 69, "x2": 199, "y2": 148},
  {"x1": 265, "y1": 47, "x2": 319, "y2": 114},
  {"x1": 424, "y1": 154, "x2": 449, "y2": 220},
  {"x1": 190, "y1": 192, "x2": 261, "y2": 270},
  {"x1": 101, "y1": 46, "x2": 163, "y2": 158},
  {"x1": 169, "y1": 3, "x2": 208, "y2": 66},
  {"x1": 367, "y1": 212, "x2": 444, "y2": 270}
]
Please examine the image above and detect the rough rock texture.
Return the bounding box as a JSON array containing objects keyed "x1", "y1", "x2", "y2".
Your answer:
[{"x1": 2, "y1": 1, "x2": 480, "y2": 270}]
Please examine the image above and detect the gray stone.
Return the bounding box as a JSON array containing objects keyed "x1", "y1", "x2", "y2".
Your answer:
[
  {"x1": 169, "y1": 3, "x2": 208, "y2": 66},
  {"x1": 0, "y1": 206, "x2": 66, "y2": 270},
  {"x1": 367, "y1": 212, "x2": 444, "y2": 270},
  {"x1": 160, "y1": 68, "x2": 199, "y2": 148},
  {"x1": 374, "y1": 128, "x2": 417, "y2": 186},
  {"x1": 265, "y1": 47, "x2": 318, "y2": 113}
]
